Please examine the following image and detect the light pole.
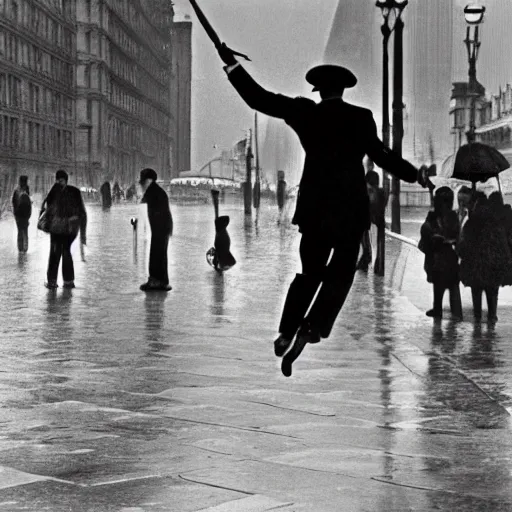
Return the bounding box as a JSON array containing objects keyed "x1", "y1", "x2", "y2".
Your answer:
[
  {"x1": 376, "y1": 0, "x2": 408, "y2": 235},
  {"x1": 464, "y1": 4, "x2": 485, "y2": 144}
]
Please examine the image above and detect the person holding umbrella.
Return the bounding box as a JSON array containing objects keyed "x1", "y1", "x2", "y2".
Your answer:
[{"x1": 216, "y1": 44, "x2": 428, "y2": 376}]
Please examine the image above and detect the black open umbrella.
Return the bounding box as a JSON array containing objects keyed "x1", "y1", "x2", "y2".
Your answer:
[{"x1": 452, "y1": 143, "x2": 510, "y2": 192}]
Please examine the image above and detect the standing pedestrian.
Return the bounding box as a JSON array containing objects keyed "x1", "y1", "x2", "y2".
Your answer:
[
  {"x1": 43, "y1": 170, "x2": 87, "y2": 289},
  {"x1": 458, "y1": 192, "x2": 512, "y2": 322},
  {"x1": 11, "y1": 175, "x2": 32, "y2": 252},
  {"x1": 100, "y1": 181, "x2": 112, "y2": 209},
  {"x1": 419, "y1": 187, "x2": 462, "y2": 320},
  {"x1": 217, "y1": 45, "x2": 427, "y2": 376},
  {"x1": 139, "y1": 168, "x2": 173, "y2": 292}
]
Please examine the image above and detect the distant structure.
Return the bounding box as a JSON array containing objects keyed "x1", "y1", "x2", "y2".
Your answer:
[
  {"x1": 0, "y1": 0, "x2": 76, "y2": 198},
  {"x1": 0, "y1": 0, "x2": 192, "y2": 197},
  {"x1": 75, "y1": 0, "x2": 176, "y2": 189},
  {"x1": 324, "y1": 0, "x2": 512, "y2": 166},
  {"x1": 169, "y1": 19, "x2": 192, "y2": 178},
  {"x1": 402, "y1": 0, "x2": 454, "y2": 164},
  {"x1": 323, "y1": 0, "x2": 381, "y2": 115}
]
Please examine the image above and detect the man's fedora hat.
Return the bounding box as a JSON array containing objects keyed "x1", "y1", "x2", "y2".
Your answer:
[{"x1": 306, "y1": 64, "x2": 357, "y2": 91}]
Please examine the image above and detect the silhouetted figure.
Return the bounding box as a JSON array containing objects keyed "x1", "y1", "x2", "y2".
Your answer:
[
  {"x1": 139, "y1": 168, "x2": 173, "y2": 292},
  {"x1": 277, "y1": 172, "x2": 286, "y2": 211},
  {"x1": 218, "y1": 44, "x2": 426, "y2": 376},
  {"x1": 459, "y1": 191, "x2": 512, "y2": 323},
  {"x1": 11, "y1": 175, "x2": 31, "y2": 252},
  {"x1": 356, "y1": 167, "x2": 386, "y2": 272},
  {"x1": 112, "y1": 181, "x2": 122, "y2": 203},
  {"x1": 207, "y1": 189, "x2": 236, "y2": 272},
  {"x1": 126, "y1": 183, "x2": 136, "y2": 202},
  {"x1": 100, "y1": 181, "x2": 112, "y2": 209},
  {"x1": 419, "y1": 187, "x2": 462, "y2": 320},
  {"x1": 43, "y1": 170, "x2": 87, "y2": 289}
]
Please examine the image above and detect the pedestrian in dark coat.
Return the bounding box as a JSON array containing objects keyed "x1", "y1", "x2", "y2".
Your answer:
[
  {"x1": 458, "y1": 192, "x2": 512, "y2": 322},
  {"x1": 100, "y1": 181, "x2": 112, "y2": 209},
  {"x1": 43, "y1": 170, "x2": 87, "y2": 289},
  {"x1": 419, "y1": 187, "x2": 462, "y2": 320},
  {"x1": 12, "y1": 175, "x2": 32, "y2": 252},
  {"x1": 139, "y1": 168, "x2": 173, "y2": 292},
  {"x1": 218, "y1": 45, "x2": 426, "y2": 376}
]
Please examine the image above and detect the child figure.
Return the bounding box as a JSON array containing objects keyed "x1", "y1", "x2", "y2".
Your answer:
[{"x1": 419, "y1": 186, "x2": 462, "y2": 320}]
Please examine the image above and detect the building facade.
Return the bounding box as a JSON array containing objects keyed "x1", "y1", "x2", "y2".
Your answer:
[
  {"x1": 0, "y1": 0, "x2": 76, "y2": 199},
  {"x1": 75, "y1": 0, "x2": 175, "y2": 189},
  {"x1": 169, "y1": 19, "x2": 191, "y2": 177}
]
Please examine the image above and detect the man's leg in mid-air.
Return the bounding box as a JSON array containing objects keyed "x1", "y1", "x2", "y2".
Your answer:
[{"x1": 274, "y1": 232, "x2": 331, "y2": 357}]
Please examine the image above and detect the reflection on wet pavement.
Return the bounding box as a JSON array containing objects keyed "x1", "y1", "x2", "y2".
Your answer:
[{"x1": 0, "y1": 203, "x2": 511, "y2": 510}]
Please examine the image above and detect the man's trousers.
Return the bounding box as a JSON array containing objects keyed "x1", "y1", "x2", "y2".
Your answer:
[
  {"x1": 149, "y1": 233, "x2": 170, "y2": 285},
  {"x1": 279, "y1": 228, "x2": 364, "y2": 340}
]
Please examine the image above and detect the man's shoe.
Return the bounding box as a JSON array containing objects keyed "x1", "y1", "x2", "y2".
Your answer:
[
  {"x1": 45, "y1": 281, "x2": 58, "y2": 289},
  {"x1": 281, "y1": 335, "x2": 309, "y2": 377},
  {"x1": 426, "y1": 309, "x2": 442, "y2": 319},
  {"x1": 140, "y1": 278, "x2": 172, "y2": 292},
  {"x1": 274, "y1": 335, "x2": 293, "y2": 357},
  {"x1": 296, "y1": 323, "x2": 321, "y2": 344},
  {"x1": 63, "y1": 281, "x2": 75, "y2": 289}
]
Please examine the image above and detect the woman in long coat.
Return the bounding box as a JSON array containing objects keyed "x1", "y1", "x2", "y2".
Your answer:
[
  {"x1": 458, "y1": 192, "x2": 512, "y2": 322},
  {"x1": 419, "y1": 186, "x2": 462, "y2": 320}
]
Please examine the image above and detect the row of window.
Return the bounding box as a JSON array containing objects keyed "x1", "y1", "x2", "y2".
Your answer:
[
  {"x1": 0, "y1": 72, "x2": 73, "y2": 123},
  {"x1": 108, "y1": 13, "x2": 168, "y2": 85},
  {"x1": 0, "y1": 0, "x2": 73, "y2": 24},
  {"x1": 0, "y1": 28, "x2": 74, "y2": 86},
  {"x1": 2, "y1": 0, "x2": 74, "y2": 51},
  {"x1": 107, "y1": 0, "x2": 168, "y2": 60},
  {"x1": 111, "y1": 48, "x2": 168, "y2": 107},
  {"x1": 0, "y1": 114, "x2": 73, "y2": 158},
  {"x1": 107, "y1": 115, "x2": 168, "y2": 163},
  {"x1": 110, "y1": 82, "x2": 168, "y2": 133}
]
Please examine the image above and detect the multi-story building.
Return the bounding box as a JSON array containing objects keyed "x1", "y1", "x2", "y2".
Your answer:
[
  {"x1": 75, "y1": 0, "x2": 175, "y2": 189},
  {"x1": 169, "y1": 18, "x2": 191, "y2": 177},
  {"x1": 0, "y1": 0, "x2": 76, "y2": 199}
]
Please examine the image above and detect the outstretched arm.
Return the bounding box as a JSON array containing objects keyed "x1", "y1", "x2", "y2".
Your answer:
[
  {"x1": 219, "y1": 44, "x2": 298, "y2": 120},
  {"x1": 364, "y1": 111, "x2": 425, "y2": 186}
]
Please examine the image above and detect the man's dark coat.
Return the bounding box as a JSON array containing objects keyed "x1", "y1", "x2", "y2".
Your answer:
[
  {"x1": 141, "y1": 182, "x2": 173, "y2": 236},
  {"x1": 227, "y1": 65, "x2": 418, "y2": 241}
]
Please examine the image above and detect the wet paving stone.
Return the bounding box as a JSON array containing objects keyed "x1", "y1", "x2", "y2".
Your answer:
[{"x1": 0, "y1": 204, "x2": 512, "y2": 510}]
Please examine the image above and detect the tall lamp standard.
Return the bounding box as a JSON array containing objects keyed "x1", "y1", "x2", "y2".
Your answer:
[
  {"x1": 464, "y1": 4, "x2": 485, "y2": 144},
  {"x1": 376, "y1": 0, "x2": 408, "y2": 235}
]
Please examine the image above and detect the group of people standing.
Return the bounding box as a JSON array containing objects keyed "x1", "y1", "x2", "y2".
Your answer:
[
  {"x1": 10, "y1": 168, "x2": 173, "y2": 292},
  {"x1": 420, "y1": 185, "x2": 512, "y2": 323}
]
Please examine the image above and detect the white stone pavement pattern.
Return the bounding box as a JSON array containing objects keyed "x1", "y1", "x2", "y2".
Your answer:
[{"x1": 0, "y1": 202, "x2": 511, "y2": 511}]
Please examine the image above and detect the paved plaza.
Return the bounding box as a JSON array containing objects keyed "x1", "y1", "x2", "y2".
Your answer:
[{"x1": 0, "y1": 203, "x2": 512, "y2": 511}]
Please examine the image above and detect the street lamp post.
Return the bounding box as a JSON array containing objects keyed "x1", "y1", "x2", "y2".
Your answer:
[
  {"x1": 464, "y1": 4, "x2": 485, "y2": 144},
  {"x1": 376, "y1": 0, "x2": 408, "y2": 235}
]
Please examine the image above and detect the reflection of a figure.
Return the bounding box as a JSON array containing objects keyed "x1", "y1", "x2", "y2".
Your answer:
[
  {"x1": 17, "y1": 251, "x2": 28, "y2": 268},
  {"x1": 468, "y1": 321, "x2": 498, "y2": 371},
  {"x1": 372, "y1": 274, "x2": 408, "y2": 511},
  {"x1": 430, "y1": 319, "x2": 458, "y2": 355},
  {"x1": 44, "y1": 287, "x2": 74, "y2": 349},
  {"x1": 144, "y1": 293, "x2": 167, "y2": 353},
  {"x1": 209, "y1": 271, "x2": 226, "y2": 322}
]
